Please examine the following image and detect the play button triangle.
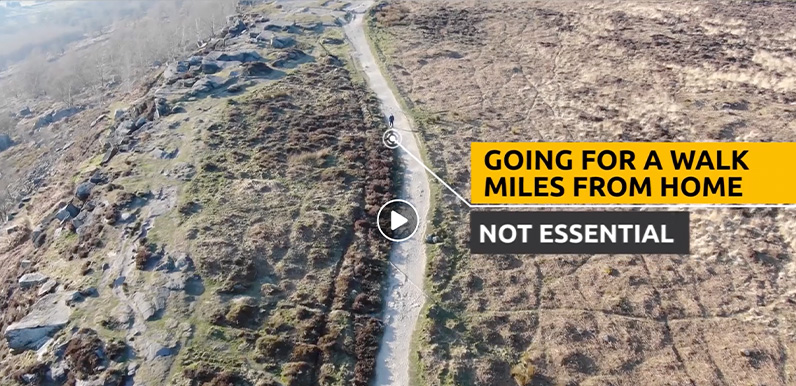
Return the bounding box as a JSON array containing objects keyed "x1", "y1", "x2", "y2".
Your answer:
[{"x1": 391, "y1": 211, "x2": 409, "y2": 231}]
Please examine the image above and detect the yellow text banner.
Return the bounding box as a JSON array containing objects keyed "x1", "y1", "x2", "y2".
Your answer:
[{"x1": 470, "y1": 142, "x2": 796, "y2": 204}]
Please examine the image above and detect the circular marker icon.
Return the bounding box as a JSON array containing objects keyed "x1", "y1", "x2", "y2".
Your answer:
[
  {"x1": 377, "y1": 199, "x2": 419, "y2": 242},
  {"x1": 382, "y1": 129, "x2": 402, "y2": 149}
]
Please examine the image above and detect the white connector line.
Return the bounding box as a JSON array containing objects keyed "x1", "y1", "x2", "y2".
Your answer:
[
  {"x1": 397, "y1": 142, "x2": 474, "y2": 208},
  {"x1": 394, "y1": 142, "x2": 796, "y2": 210}
]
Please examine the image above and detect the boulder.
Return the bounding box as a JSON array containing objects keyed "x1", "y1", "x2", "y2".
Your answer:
[
  {"x1": 140, "y1": 340, "x2": 175, "y2": 361},
  {"x1": 75, "y1": 182, "x2": 95, "y2": 201},
  {"x1": 89, "y1": 170, "x2": 107, "y2": 184},
  {"x1": 18, "y1": 106, "x2": 32, "y2": 117},
  {"x1": 55, "y1": 203, "x2": 80, "y2": 222},
  {"x1": 5, "y1": 294, "x2": 72, "y2": 351},
  {"x1": 426, "y1": 234, "x2": 442, "y2": 244},
  {"x1": 134, "y1": 117, "x2": 147, "y2": 129},
  {"x1": 271, "y1": 36, "x2": 295, "y2": 49},
  {"x1": 208, "y1": 50, "x2": 264, "y2": 63},
  {"x1": 48, "y1": 361, "x2": 68, "y2": 383},
  {"x1": 150, "y1": 148, "x2": 179, "y2": 160},
  {"x1": 164, "y1": 273, "x2": 189, "y2": 291},
  {"x1": 190, "y1": 76, "x2": 224, "y2": 94},
  {"x1": 31, "y1": 224, "x2": 46, "y2": 248},
  {"x1": 256, "y1": 31, "x2": 274, "y2": 42},
  {"x1": 201, "y1": 60, "x2": 221, "y2": 74},
  {"x1": 322, "y1": 37, "x2": 344, "y2": 45},
  {"x1": 65, "y1": 291, "x2": 84, "y2": 305},
  {"x1": 155, "y1": 255, "x2": 175, "y2": 272},
  {"x1": 154, "y1": 98, "x2": 170, "y2": 119},
  {"x1": 38, "y1": 279, "x2": 57, "y2": 297},
  {"x1": 79, "y1": 286, "x2": 99, "y2": 297},
  {"x1": 163, "y1": 61, "x2": 190, "y2": 83},
  {"x1": 264, "y1": 20, "x2": 298, "y2": 33},
  {"x1": 180, "y1": 78, "x2": 197, "y2": 88},
  {"x1": 33, "y1": 233, "x2": 46, "y2": 248},
  {"x1": 19, "y1": 273, "x2": 49, "y2": 288},
  {"x1": 722, "y1": 100, "x2": 749, "y2": 111},
  {"x1": 297, "y1": 22, "x2": 320, "y2": 31},
  {"x1": 100, "y1": 146, "x2": 118, "y2": 166},
  {"x1": 0, "y1": 133, "x2": 14, "y2": 152},
  {"x1": 117, "y1": 120, "x2": 136, "y2": 135},
  {"x1": 34, "y1": 112, "x2": 53, "y2": 129},
  {"x1": 21, "y1": 373, "x2": 39, "y2": 384},
  {"x1": 71, "y1": 211, "x2": 91, "y2": 234},
  {"x1": 51, "y1": 106, "x2": 82, "y2": 123},
  {"x1": 5, "y1": 224, "x2": 22, "y2": 235},
  {"x1": 227, "y1": 16, "x2": 246, "y2": 35},
  {"x1": 273, "y1": 49, "x2": 311, "y2": 68},
  {"x1": 113, "y1": 109, "x2": 127, "y2": 121},
  {"x1": 131, "y1": 288, "x2": 168, "y2": 321},
  {"x1": 165, "y1": 163, "x2": 196, "y2": 181},
  {"x1": 205, "y1": 37, "x2": 225, "y2": 50}
]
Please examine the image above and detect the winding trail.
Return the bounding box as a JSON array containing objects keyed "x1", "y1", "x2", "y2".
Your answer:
[{"x1": 344, "y1": 3, "x2": 431, "y2": 386}]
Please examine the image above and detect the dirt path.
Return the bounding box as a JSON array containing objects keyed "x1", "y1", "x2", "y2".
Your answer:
[{"x1": 344, "y1": 3, "x2": 431, "y2": 386}]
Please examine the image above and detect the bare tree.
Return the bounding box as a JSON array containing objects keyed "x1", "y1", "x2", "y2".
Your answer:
[
  {"x1": 5, "y1": 0, "x2": 242, "y2": 103},
  {"x1": 48, "y1": 53, "x2": 88, "y2": 106},
  {"x1": 17, "y1": 50, "x2": 49, "y2": 98},
  {"x1": 91, "y1": 46, "x2": 116, "y2": 93}
]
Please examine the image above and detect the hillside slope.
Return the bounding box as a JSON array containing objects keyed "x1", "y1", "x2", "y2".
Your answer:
[
  {"x1": 369, "y1": 1, "x2": 796, "y2": 385},
  {"x1": 0, "y1": 3, "x2": 395, "y2": 385}
]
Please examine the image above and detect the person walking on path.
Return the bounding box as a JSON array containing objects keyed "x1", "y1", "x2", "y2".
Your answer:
[{"x1": 389, "y1": 114, "x2": 395, "y2": 128}]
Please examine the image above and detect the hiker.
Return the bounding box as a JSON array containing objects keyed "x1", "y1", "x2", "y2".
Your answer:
[{"x1": 389, "y1": 114, "x2": 395, "y2": 127}]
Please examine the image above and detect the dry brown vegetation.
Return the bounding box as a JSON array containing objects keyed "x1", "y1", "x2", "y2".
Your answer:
[
  {"x1": 370, "y1": 1, "x2": 796, "y2": 385},
  {"x1": 178, "y1": 57, "x2": 396, "y2": 385}
]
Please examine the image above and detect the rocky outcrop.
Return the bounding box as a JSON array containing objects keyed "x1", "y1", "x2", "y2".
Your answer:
[
  {"x1": 0, "y1": 133, "x2": 13, "y2": 152},
  {"x1": 113, "y1": 108, "x2": 127, "y2": 120},
  {"x1": 201, "y1": 60, "x2": 221, "y2": 74},
  {"x1": 5, "y1": 224, "x2": 23, "y2": 235},
  {"x1": 34, "y1": 106, "x2": 84, "y2": 129},
  {"x1": 206, "y1": 50, "x2": 264, "y2": 63},
  {"x1": 131, "y1": 288, "x2": 169, "y2": 321},
  {"x1": 31, "y1": 224, "x2": 46, "y2": 248},
  {"x1": 19, "y1": 272, "x2": 48, "y2": 288},
  {"x1": 270, "y1": 35, "x2": 295, "y2": 49},
  {"x1": 154, "y1": 98, "x2": 170, "y2": 119},
  {"x1": 55, "y1": 202, "x2": 80, "y2": 222},
  {"x1": 100, "y1": 146, "x2": 118, "y2": 166},
  {"x1": 5, "y1": 293, "x2": 72, "y2": 351},
  {"x1": 38, "y1": 279, "x2": 57, "y2": 297},
  {"x1": 190, "y1": 76, "x2": 225, "y2": 95},
  {"x1": 75, "y1": 182, "x2": 95, "y2": 201},
  {"x1": 264, "y1": 20, "x2": 301, "y2": 33}
]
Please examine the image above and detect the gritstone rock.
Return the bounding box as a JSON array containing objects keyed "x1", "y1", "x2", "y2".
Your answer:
[
  {"x1": 19, "y1": 273, "x2": 49, "y2": 288},
  {"x1": 5, "y1": 294, "x2": 72, "y2": 351}
]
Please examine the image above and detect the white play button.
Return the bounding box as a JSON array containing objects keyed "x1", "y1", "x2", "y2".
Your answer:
[
  {"x1": 391, "y1": 211, "x2": 409, "y2": 231},
  {"x1": 377, "y1": 199, "x2": 420, "y2": 242}
]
